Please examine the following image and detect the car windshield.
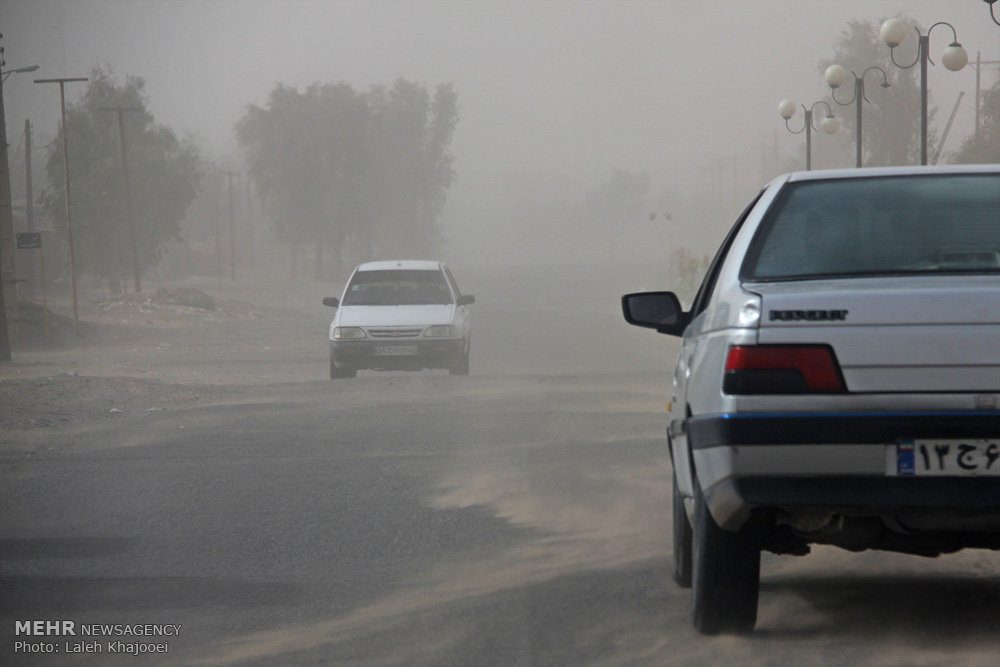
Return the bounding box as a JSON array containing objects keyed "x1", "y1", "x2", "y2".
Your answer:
[
  {"x1": 743, "y1": 174, "x2": 1000, "y2": 281},
  {"x1": 342, "y1": 269, "x2": 454, "y2": 305}
]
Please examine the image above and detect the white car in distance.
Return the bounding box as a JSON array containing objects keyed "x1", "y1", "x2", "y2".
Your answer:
[{"x1": 323, "y1": 260, "x2": 474, "y2": 378}]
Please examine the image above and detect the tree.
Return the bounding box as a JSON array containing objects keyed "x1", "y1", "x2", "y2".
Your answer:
[
  {"x1": 237, "y1": 78, "x2": 458, "y2": 277},
  {"x1": 238, "y1": 82, "x2": 367, "y2": 277},
  {"x1": 818, "y1": 18, "x2": 935, "y2": 168},
  {"x1": 951, "y1": 77, "x2": 1000, "y2": 164},
  {"x1": 41, "y1": 67, "x2": 200, "y2": 292},
  {"x1": 360, "y1": 80, "x2": 458, "y2": 259}
]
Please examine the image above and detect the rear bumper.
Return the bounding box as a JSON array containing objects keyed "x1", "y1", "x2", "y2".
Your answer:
[
  {"x1": 732, "y1": 475, "x2": 1000, "y2": 513},
  {"x1": 687, "y1": 411, "x2": 1000, "y2": 529},
  {"x1": 689, "y1": 411, "x2": 1000, "y2": 447},
  {"x1": 330, "y1": 338, "x2": 465, "y2": 370}
]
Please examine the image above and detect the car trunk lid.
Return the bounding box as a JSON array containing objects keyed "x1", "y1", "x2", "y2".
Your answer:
[{"x1": 746, "y1": 276, "x2": 1000, "y2": 392}]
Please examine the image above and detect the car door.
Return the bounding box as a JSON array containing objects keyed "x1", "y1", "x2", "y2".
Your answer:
[
  {"x1": 671, "y1": 276, "x2": 711, "y2": 502},
  {"x1": 672, "y1": 191, "x2": 764, "y2": 503},
  {"x1": 443, "y1": 267, "x2": 471, "y2": 340}
]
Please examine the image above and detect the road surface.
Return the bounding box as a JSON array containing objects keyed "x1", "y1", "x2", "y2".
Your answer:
[{"x1": 1, "y1": 272, "x2": 998, "y2": 665}]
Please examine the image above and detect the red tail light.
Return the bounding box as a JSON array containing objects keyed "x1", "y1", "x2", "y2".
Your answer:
[{"x1": 724, "y1": 345, "x2": 846, "y2": 394}]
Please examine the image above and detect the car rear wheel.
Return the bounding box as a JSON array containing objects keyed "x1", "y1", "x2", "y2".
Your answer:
[
  {"x1": 330, "y1": 356, "x2": 356, "y2": 379},
  {"x1": 672, "y1": 469, "x2": 693, "y2": 588},
  {"x1": 691, "y1": 474, "x2": 760, "y2": 635}
]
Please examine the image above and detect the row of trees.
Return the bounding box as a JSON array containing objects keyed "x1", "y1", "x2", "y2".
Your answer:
[
  {"x1": 953, "y1": 76, "x2": 1000, "y2": 163},
  {"x1": 36, "y1": 72, "x2": 459, "y2": 289},
  {"x1": 236, "y1": 78, "x2": 458, "y2": 277},
  {"x1": 32, "y1": 21, "x2": 997, "y2": 291},
  {"x1": 41, "y1": 68, "x2": 200, "y2": 292}
]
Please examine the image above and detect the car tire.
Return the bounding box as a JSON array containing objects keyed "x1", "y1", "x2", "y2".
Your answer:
[
  {"x1": 330, "y1": 357, "x2": 356, "y2": 379},
  {"x1": 449, "y1": 340, "x2": 470, "y2": 376},
  {"x1": 672, "y1": 469, "x2": 693, "y2": 588},
  {"x1": 691, "y1": 473, "x2": 760, "y2": 635}
]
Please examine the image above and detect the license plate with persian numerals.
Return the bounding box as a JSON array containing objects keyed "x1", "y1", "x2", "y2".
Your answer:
[{"x1": 896, "y1": 439, "x2": 1000, "y2": 476}]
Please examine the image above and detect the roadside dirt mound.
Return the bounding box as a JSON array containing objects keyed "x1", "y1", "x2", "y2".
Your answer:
[
  {"x1": 4, "y1": 279, "x2": 307, "y2": 384},
  {"x1": 154, "y1": 286, "x2": 215, "y2": 309},
  {"x1": 92, "y1": 288, "x2": 262, "y2": 325}
]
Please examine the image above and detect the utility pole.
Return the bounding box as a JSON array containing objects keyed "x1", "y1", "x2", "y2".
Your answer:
[
  {"x1": 24, "y1": 118, "x2": 35, "y2": 300},
  {"x1": 219, "y1": 170, "x2": 239, "y2": 282},
  {"x1": 24, "y1": 119, "x2": 32, "y2": 232},
  {"x1": 35, "y1": 75, "x2": 88, "y2": 336},
  {"x1": 805, "y1": 108, "x2": 812, "y2": 171},
  {"x1": 211, "y1": 163, "x2": 221, "y2": 290},
  {"x1": 226, "y1": 172, "x2": 236, "y2": 281},
  {"x1": 0, "y1": 39, "x2": 38, "y2": 360},
  {"x1": 24, "y1": 117, "x2": 45, "y2": 334},
  {"x1": 101, "y1": 106, "x2": 142, "y2": 292},
  {"x1": 244, "y1": 175, "x2": 255, "y2": 269},
  {"x1": 0, "y1": 59, "x2": 12, "y2": 361}
]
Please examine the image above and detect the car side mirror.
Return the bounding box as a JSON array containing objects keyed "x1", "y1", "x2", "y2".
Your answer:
[
  {"x1": 457, "y1": 294, "x2": 475, "y2": 306},
  {"x1": 621, "y1": 291, "x2": 689, "y2": 336},
  {"x1": 322, "y1": 297, "x2": 340, "y2": 308}
]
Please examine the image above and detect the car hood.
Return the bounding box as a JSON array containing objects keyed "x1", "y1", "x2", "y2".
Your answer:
[{"x1": 336, "y1": 304, "x2": 455, "y2": 327}]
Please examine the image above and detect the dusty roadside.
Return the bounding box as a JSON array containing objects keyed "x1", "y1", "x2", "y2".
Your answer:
[
  {"x1": 2, "y1": 277, "x2": 330, "y2": 386},
  {"x1": 2, "y1": 278, "x2": 999, "y2": 666}
]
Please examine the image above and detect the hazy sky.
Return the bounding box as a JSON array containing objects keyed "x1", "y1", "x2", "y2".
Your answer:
[{"x1": 3, "y1": 0, "x2": 998, "y2": 263}]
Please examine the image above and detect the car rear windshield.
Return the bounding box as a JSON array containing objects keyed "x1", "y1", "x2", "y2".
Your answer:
[
  {"x1": 742, "y1": 174, "x2": 1000, "y2": 281},
  {"x1": 342, "y1": 269, "x2": 454, "y2": 305}
]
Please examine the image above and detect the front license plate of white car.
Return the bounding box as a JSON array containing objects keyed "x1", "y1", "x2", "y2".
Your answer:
[
  {"x1": 374, "y1": 345, "x2": 418, "y2": 356},
  {"x1": 896, "y1": 439, "x2": 1000, "y2": 476}
]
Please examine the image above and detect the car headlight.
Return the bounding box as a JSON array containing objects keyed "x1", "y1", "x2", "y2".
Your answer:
[
  {"x1": 424, "y1": 325, "x2": 456, "y2": 338},
  {"x1": 333, "y1": 326, "x2": 367, "y2": 340}
]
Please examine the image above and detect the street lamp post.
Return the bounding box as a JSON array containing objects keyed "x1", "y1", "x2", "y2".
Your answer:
[
  {"x1": 0, "y1": 35, "x2": 40, "y2": 362},
  {"x1": 34, "y1": 76, "x2": 88, "y2": 336},
  {"x1": 824, "y1": 65, "x2": 890, "y2": 168},
  {"x1": 778, "y1": 99, "x2": 840, "y2": 171},
  {"x1": 880, "y1": 18, "x2": 968, "y2": 165},
  {"x1": 986, "y1": 0, "x2": 1000, "y2": 28}
]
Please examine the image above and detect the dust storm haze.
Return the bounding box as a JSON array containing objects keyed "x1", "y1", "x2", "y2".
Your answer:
[
  {"x1": 2, "y1": 2, "x2": 1000, "y2": 665},
  {"x1": 3, "y1": 0, "x2": 995, "y2": 375}
]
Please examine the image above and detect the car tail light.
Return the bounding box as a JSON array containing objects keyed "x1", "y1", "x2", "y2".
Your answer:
[{"x1": 724, "y1": 345, "x2": 846, "y2": 394}]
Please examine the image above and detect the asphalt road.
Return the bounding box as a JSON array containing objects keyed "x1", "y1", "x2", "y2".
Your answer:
[
  {"x1": 2, "y1": 373, "x2": 999, "y2": 666},
  {"x1": 1, "y1": 271, "x2": 999, "y2": 665}
]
